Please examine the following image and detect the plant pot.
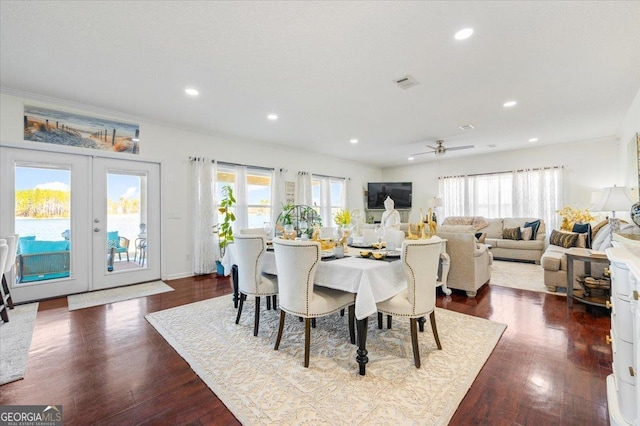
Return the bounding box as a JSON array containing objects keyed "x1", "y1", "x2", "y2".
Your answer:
[{"x1": 215, "y1": 260, "x2": 225, "y2": 276}]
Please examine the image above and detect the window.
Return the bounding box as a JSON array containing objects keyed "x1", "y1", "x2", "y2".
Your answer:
[
  {"x1": 439, "y1": 167, "x2": 563, "y2": 232},
  {"x1": 216, "y1": 164, "x2": 273, "y2": 230},
  {"x1": 312, "y1": 175, "x2": 345, "y2": 226}
]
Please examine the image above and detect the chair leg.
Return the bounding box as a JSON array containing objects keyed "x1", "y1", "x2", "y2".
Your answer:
[
  {"x1": 2, "y1": 275, "x2": 14, "y2": 309},
  {"x1": 377, "y1": 312, "x2": 383, "y2": 329},
  {"x1": 274, "y1": 310, "x2": 286, "y2": 350},
  {"x1": 254, "y1": 296, "x2": 261, "y2": 336},
  {"x1": 304, "y1": 318, "x2": 311, "y2": 368},
  {"x1": 430, "y1": 311, "x2": 442, "y2": 350},
  {"x1": 266, "y1": 296, "x2": 271, "y2": 310},
  {"x1": 118, "y1": 253, "x2": 122, "y2": 260},
  {"x1": 387, "y1": 315, "x2": 392, "y2": 329},
  {"x1": 0, "y1": 305, "x2": 8, "y2": 323},
  {"x1": 235, "y1": 293, "x2": 246, "y2": 324},
  {"x1": 348, "y1": 305, "x2": 355, "y2": 345},
  {"x1": 410, "y1": 318, "x2": 420, "y2": 368},
  {"x1": 340, "y1": 308, "x2": 345, "y2": 317},
  {"x1": 311, "y1": 318, "x2": 316, "y2": 328},
  {"x1": 272, "y1": 295, "x2": 277, "y2": 310},
  {"x1": 418, "y1": 316, "x2": 426, "y2": 332},
  {"x1": 126, "y1": 252, "x2": 130, "y2": 262}
]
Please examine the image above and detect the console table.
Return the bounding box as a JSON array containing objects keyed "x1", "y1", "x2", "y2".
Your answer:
[{"x1": 565, "y1": 247, "x2": 610, "y2": 308}]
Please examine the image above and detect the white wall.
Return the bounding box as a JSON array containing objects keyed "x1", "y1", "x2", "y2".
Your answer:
[
  {"x1": 618, "y1": 88, "x2": 640, "y2": 191},
  {"x1": 381, "y1": 136, "x2": 621, "y2": 223},
  {"x1": 0, "y1": 92, "x2": 382, "y2": 279}
]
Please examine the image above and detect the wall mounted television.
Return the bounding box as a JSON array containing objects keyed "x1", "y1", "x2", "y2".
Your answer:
[{"x1": 367, "y1": 182, "x2": 412, "y2": 209}]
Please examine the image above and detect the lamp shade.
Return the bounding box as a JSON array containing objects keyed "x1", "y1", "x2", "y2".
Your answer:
[
  {"x1": 429, "y1": 197, "x2": 443, "y2": 208},
  {"x1": 592, "y1": 186, "x2": 634, "y2": 217}
]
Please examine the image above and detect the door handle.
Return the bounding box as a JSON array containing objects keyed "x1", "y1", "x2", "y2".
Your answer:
[{"x1": 94, "y1": 227, "x2": 100, "y2": 232}]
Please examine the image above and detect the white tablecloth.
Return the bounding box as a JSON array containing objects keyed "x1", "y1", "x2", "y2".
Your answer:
[{"x1": 222, "y1": 244, "x2": 406, "y2": 320}]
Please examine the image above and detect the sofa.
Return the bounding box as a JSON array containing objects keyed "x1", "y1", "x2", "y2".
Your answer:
[
  {"x1": 541, "y1": 220, "x2": 638, "y2": 291},
  {"x1": 436, "y1": 225, "x2": 492, "y2": 297},
  {"x1": 443, "y1": 217, "x2": 546, "y2": 263}
]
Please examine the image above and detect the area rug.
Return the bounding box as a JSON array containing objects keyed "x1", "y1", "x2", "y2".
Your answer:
[
  {"x1": 68, "y1": 281, "x2": 173, "y2": 311},
  {"x1": 490, "y1": 259, "x2": 565, "y2": 295},
  {"x1": 146, "y1": 296, "x2": 506, "y2": 425},
  {"x1": 0, "y1": 303, "x2": 39, "y2": 385}
]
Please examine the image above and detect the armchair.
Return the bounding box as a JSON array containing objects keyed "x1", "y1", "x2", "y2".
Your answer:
[
  {"x1": 107, "y1": 231, "x2": 130, "y2": 261},
  {"x1": 436, "y1": 226, "x2": 491, "y2": 297}
]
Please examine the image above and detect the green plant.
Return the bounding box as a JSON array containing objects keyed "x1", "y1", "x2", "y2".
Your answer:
[{"x1": 217, "y1": 185, "x2": 236, "y2": 257}]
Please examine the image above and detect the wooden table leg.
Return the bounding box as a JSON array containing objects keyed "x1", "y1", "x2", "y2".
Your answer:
[
  {"x1": 356, "y1": 317, "x2": 369, "y2": 376},
  {"x1": 232, "y1": 264, "x2": 239, "y2": 308}
]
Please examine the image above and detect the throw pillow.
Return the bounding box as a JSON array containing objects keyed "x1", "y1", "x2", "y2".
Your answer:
[
  {"x1": 503, "y1": 227, "x2": 521, "y2": 240},
  {"x1": 550, "y1": 229, "x2": 579, "y2": 248},
  {"x1": 592, "y1": 220, "x2": 608, "y2": 240},
  {"x1": 524, "y1": 220, "x2": 541, "y2": 240},
  {"x1": 572, "y1": 223, "x2": 592, "y2": 248},
  {"x1": 519, "y1": 227, "x2": 533, "y2": 241},
  {"x1": 474, "y1": 232, "x2": 486, "y2": 244}
]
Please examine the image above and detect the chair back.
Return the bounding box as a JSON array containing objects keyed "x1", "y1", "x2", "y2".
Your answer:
[
  {"x1": 0, "y1": 240, "x2": 8, "y2": 282},
  {"x1": 1, "y1": 234, "x2": 18, "y2": 273},
  {"x1": 234, "y1": 234, "x2": 267, "y2": 295},
  {"x1": 319, "y1": 227, "x2": 335, "y2": 239},
  {"x1": 401, "y1": 237, "x2": 442, "y2": 315},
  {"x1": 272, "y1": 238, "x2": 320, "y2": 316},
  {"x1": 239, "y1": 228, "x2": 268, "y2": 237},
  {"x1": 384, "y1": 229, "x2": 405, "y2": 249}
]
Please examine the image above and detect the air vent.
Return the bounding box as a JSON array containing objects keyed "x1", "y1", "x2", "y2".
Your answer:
[
  {"x1": 487, "y1": 144, "x2": 497, "y2": 148},
  {"x1": 459, "y1": 124, "x2": 475, "y2": 131},
  {"x1": 394, "y1": 75, "x2": 419, "y2": 89}
]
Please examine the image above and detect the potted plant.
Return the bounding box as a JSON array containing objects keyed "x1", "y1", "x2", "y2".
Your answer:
[{"x1": 215, "y1": 185, "x2": 236, "y2": 275}]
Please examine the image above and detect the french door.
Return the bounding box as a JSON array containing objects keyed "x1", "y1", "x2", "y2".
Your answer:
[{"x1": 0, "y1": 147, "x2": 160, "y2": 303}]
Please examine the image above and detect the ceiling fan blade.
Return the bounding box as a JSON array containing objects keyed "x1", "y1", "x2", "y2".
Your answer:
[
  {"x1": 425, "y1": 145, "x2": 438, "y2": 150},
  {"x1": 445, "y1": 145, "x2": 475, "y2": 151},
  {"x1": 409, "y1": 151, "x2": 434, "y2": 157}
]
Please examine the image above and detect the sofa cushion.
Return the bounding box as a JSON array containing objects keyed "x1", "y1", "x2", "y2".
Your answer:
[
  {"x1": 541, "y1": 249, "x2": 564, "y2": 271},
  {"x1": 18, "y1": 239, "x2": 70, "y2": 254},
  {"x1": 438, "y1": 224, "x2": 475, "y2": 233},
  {"x1": 572, "y1": 223, "x2": 592, "y2": 248},
  {"x1": 592, "y1": 220, "x2": 608, "y2": 239},
  {"x1": 524, "y1": 220, "x2": 541, "y2": 240},
  {"x1": 502, "y1": 227, "x2": 521, "y2": 240},
  {"x1": 475, "y1": 232, "x2": 486, "y2": 243},
  {"x1": 519, "y1": 227, "x2": 533, "y2": 241},
  {"x1": 496, "y1": 239, "x2": 544, "y2": 250},
  {"x1": 549, "y1": 230, "x2": 578, "y2": 248},
  {"x1": 484, "y1": 219, "x2": 504, "y2": 238}
]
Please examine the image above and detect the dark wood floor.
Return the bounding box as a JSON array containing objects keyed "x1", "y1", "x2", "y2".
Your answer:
[{"x1": 0, "y1": 275, "x2": 611, "y2": 425}]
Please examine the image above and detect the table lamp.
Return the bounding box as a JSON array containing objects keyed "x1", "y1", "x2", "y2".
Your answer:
[{"x1": 592, "y1": 185, "x2": 634, "y2": 233}]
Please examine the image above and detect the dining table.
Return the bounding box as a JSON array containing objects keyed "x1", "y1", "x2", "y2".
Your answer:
[{"x1": 221, "y1": 239, "x2": 449, "y2": 375}]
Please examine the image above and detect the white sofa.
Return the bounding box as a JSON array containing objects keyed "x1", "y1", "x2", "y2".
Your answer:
[{"x1": 480, "y1": 218, "x2": 546, "y2": 263}]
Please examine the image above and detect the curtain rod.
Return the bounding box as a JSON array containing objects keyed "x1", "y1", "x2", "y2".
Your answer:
[
  {"x1": 189, "y1": 156, "x2": 214, "y2": 163},
  {"x1": 300, "y1": 171, "x2": 347, "y2": 180},
  {"x1": 218, "y1": 161, "x2": 274, "y2": 171},
  {"x1": 438, "y1": 165, "x2": 564, "y2": 180}
]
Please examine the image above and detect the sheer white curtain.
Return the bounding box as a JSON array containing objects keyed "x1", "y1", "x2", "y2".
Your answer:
[
  {"x1": 190, "y1": 157, "x2": 217, "y2": 274},
  {"x1": 296, "y1": 172, "x2": 312, "y2": 206},
  {"x1": 468, "y1": 173, "x2": 512, "y2": 217},
  {"x1": 271, "y1": 168, "x2": 286, "y2": 227},
  {"x1": 320, "y1": 177, "x2": 332, "y2": 225},
  {"x1": 235, "y1": 166, "x2": 248, "y2": 231},
  {"x1": 513, "y1": 167, "x2": 564, "y2": 234},
  {"x1": 439, "y1": 175, "x2": 467, "y2": 218}
]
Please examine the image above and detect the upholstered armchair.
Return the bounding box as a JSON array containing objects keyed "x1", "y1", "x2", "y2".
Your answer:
[
  {"x1": 233, "y1": 234, "x2": 278, "y2": 336},
  {"x1": 436, "y1": 226, "x2": 491, "y2": 297},
  {"x1": 272, "y1": 238, "x2": 355, "y2": 368},
  {"x1": 106, "y1": 231, "x2": 130, "y2": 261}
]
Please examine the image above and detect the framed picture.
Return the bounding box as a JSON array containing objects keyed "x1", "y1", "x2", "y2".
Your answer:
[{"x1": 23, "y1": 105, "x2": 140, "y2": 154}]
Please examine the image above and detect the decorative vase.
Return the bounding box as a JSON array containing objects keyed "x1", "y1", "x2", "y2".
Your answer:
[
  {"x1": 215, "y1": 260, "x2": 225, "y2": 276},
  {"x1": 631, "y1": 201, "x2": 640, "y2": 227}
]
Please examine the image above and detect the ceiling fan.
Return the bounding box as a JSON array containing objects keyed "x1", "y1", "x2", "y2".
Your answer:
[{"x1": 410, "y1": 139, "x2": 474, "y2": 157}]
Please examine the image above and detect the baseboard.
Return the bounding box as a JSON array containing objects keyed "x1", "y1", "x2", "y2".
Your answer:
[{"x1": 166, "y1": 272, "x2": 194, "y2": 281}]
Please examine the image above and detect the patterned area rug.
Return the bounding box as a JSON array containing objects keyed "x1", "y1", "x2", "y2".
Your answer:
[
  {"x1": 490, "y1": 259, "x2": 565, "y2": 295},
  {"x1": 0, "y1": 303, "x2": 39, "y2": 385},
  {"x1": 146, "y1": 296, "x2": 506, "y2": 425},
  {"x1": 68, "y1": 281, "x2": 173, "y2": 311}
]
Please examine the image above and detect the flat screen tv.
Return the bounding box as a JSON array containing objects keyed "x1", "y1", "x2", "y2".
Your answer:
[{"x1": 367, "y1": 182, "x2": 412, "y2": 209}]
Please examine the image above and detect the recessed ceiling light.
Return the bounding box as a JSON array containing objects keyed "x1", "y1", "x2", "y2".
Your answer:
[
  {"x1": 185, "y1": 88, "x2": 199, "y2": 96},
  {"x1": 503, "y1": 100, "x2": 517, "y2": 108},
  {"x1": 454, "y1": 28, "x2": 474, "y2": 40},
  {"x1": 267, "y1": 114, "x2": 278, "y2": 120},
  {"x1": 529, "y1": 138, "x2": 539, "y2": 142},
  {"x1": 408, "y1": 156, "x2": 415, "y2": 161},
  {"x1": 350, "y1": 139, "x2": 358, "y2": 144}
]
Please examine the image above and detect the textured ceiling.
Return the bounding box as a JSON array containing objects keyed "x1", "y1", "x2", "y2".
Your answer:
[{"x1": 1, "y1": 1, "x2": 640, "y2": 167}]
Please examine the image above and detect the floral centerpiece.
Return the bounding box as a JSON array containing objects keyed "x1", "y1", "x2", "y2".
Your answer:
[
  {"x1": 334, "y1": 209, "x2": 351, "y2": 226},
  {"x1": 556, "y1": 206, "x2": 595, "y2": 231}
]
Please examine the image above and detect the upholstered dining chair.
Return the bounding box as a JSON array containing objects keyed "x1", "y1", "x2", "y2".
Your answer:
[
  {"x1": 272, "y1": 238, "x2": 356, "y2": 368},
  {"x1": 376, "y1": 237, "x2": 443, "y2": 368},
  {"x1": 0, "y1": 239, "x2": 9, "y2": 322},
  {"x1": 234, "y1": 234, "x2": 278, "y2": 336},
  {"x1": 239, "y1": 228, "x2": 268, "y2": 237},
  {"x1": 1, "y1": 234, "x2": 17, "y2": 310}
]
